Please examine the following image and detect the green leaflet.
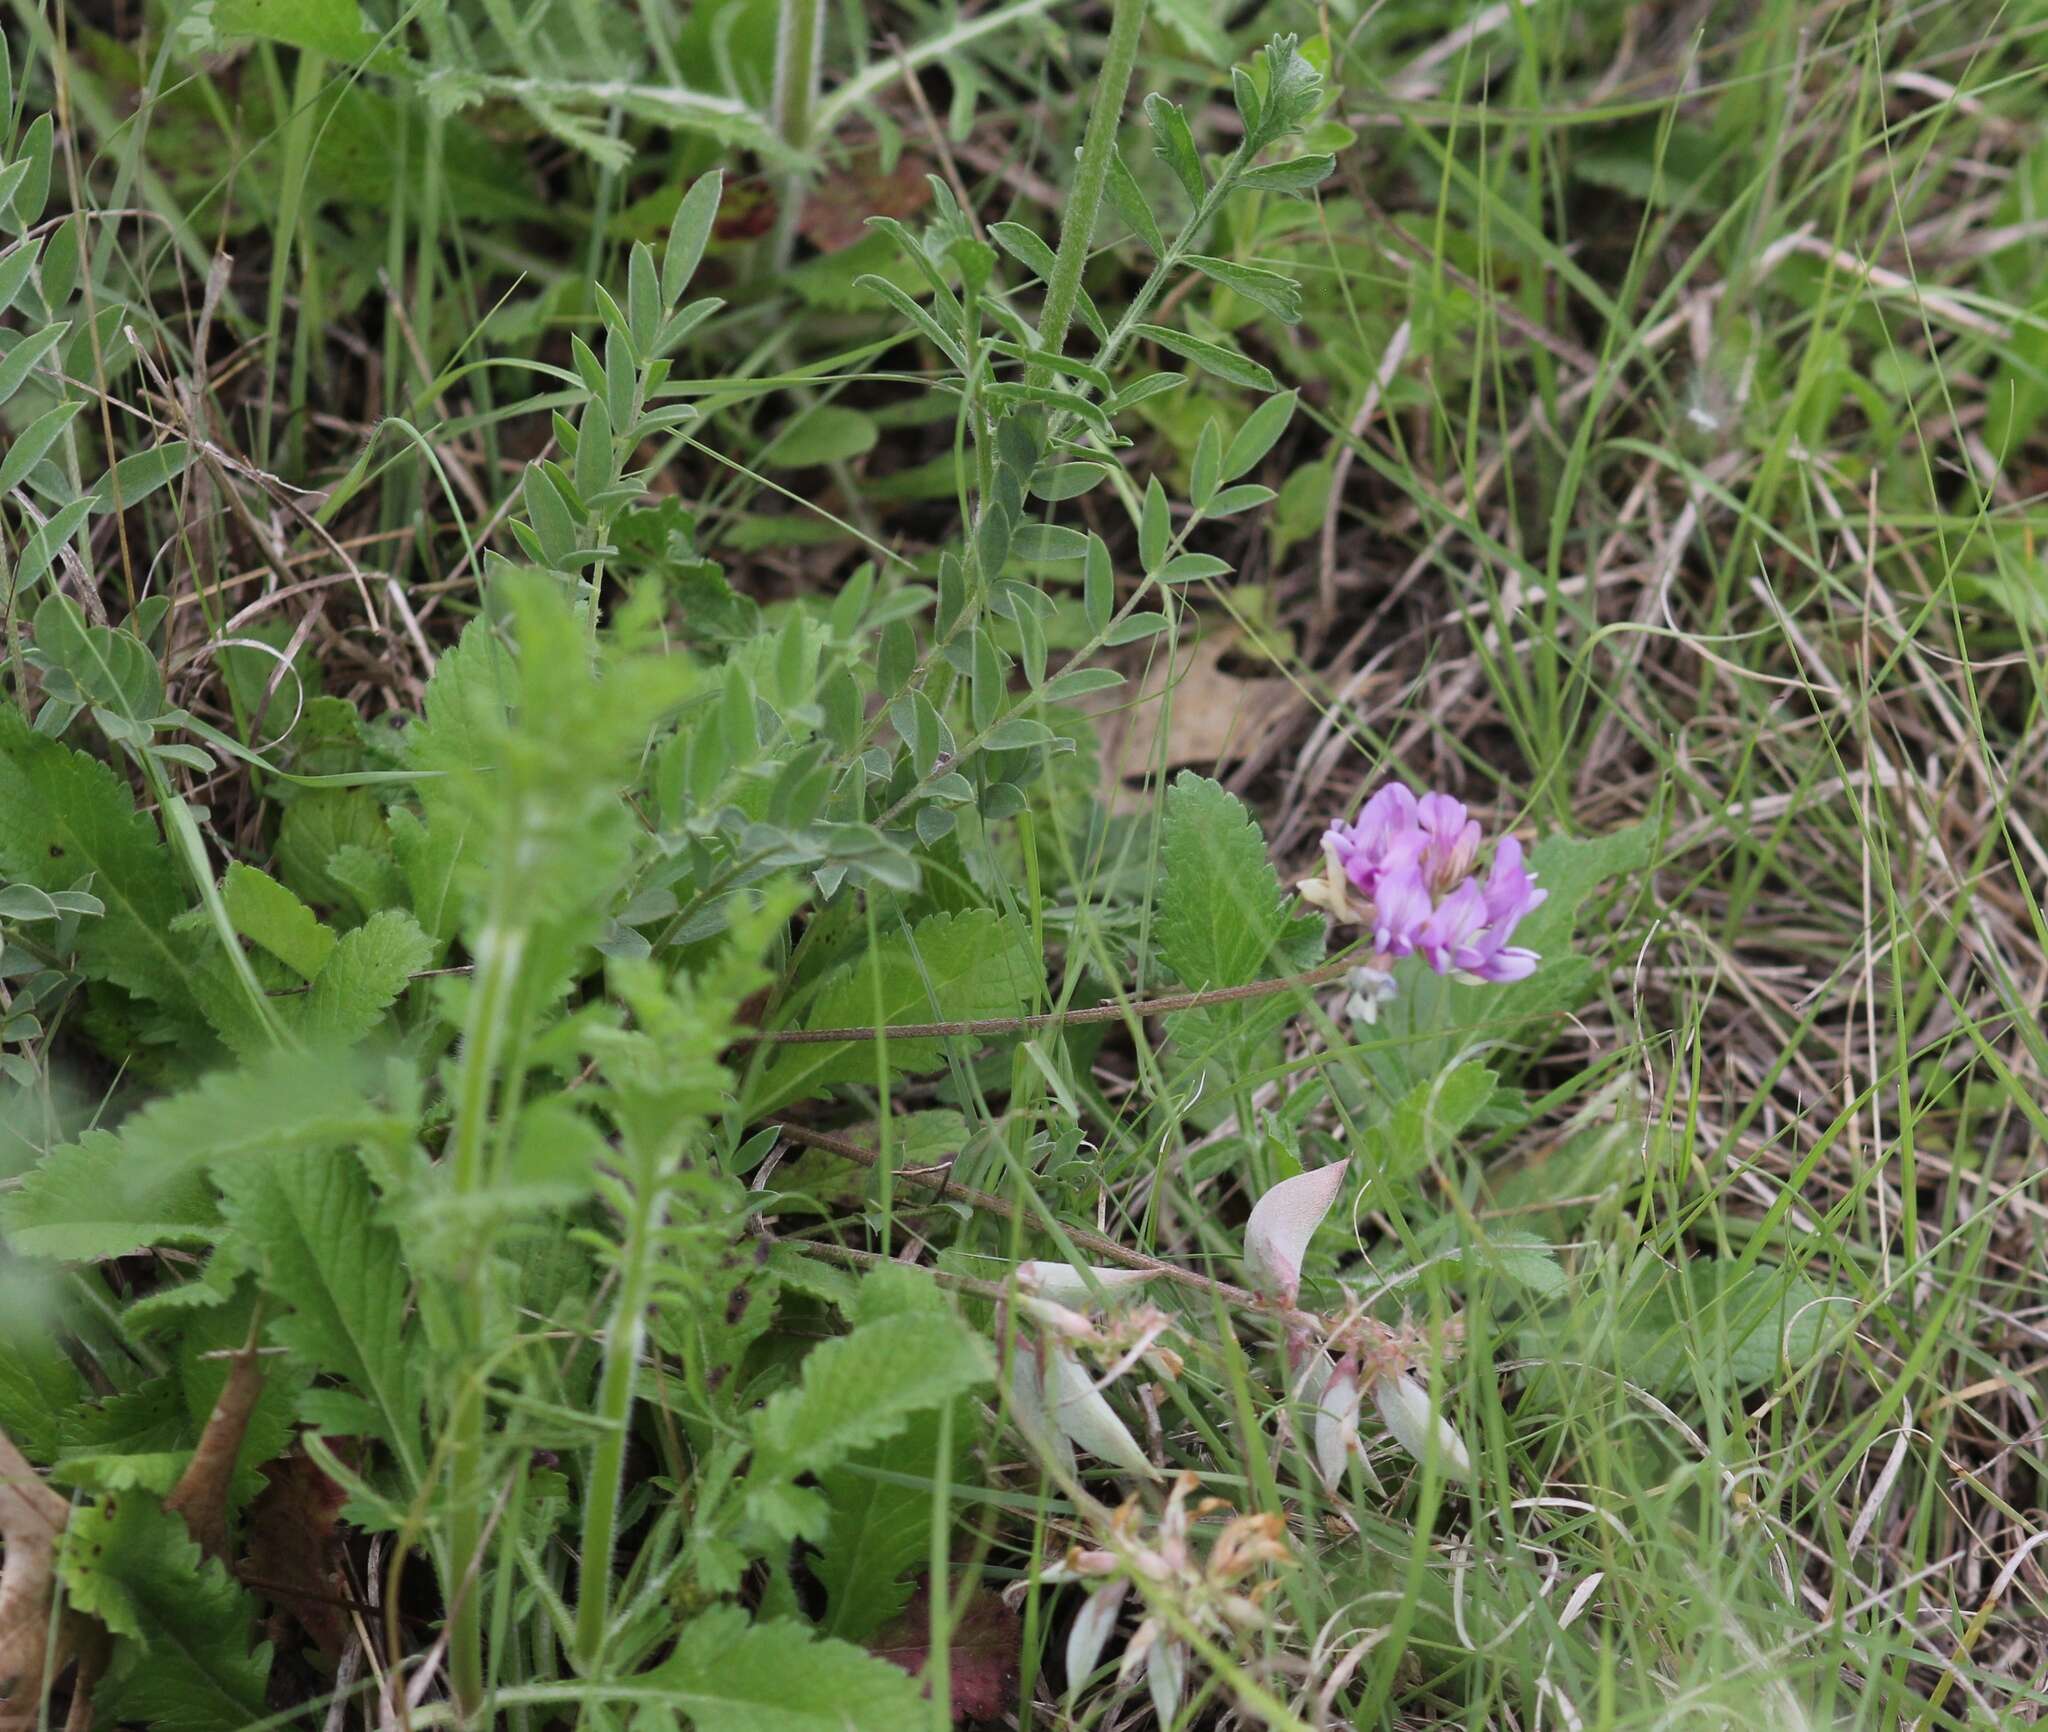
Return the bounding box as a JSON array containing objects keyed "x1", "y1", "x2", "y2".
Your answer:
[
  {"x1": 0, "y1": 1050, "x2": 406, "y2": 1263},
  {"x1": 1156, "y1": 771, "x2": 1322, "y2": 996},
  {"x1": 223, "y1": 862, "x2": 336, "y2": 981},
  {"x1": 809, "y1": 1266, "x2": 978, "y2": 1641},
  {"x1": 292, "y1": 908, "x2": 434, "y2": 1045},
  {"x1": 743, "y1": 908, "x2": 1038, "y2": 1115},
  {"x1": 634, "y1": 1607, "x2": 927, "y2": 1732},
  {"x1": 214, "y1": 1147, "x2": 425, "y2": 1480},
  {"x1": 57, "y1": 1493, "x2": 271, "y2": 1732},
  {"x1": 0, "y1": 706, "x2": 198, "y2": 1018},
  {"x1": 743, "y1": 1268, "x2": 991, "y2": 1541}
]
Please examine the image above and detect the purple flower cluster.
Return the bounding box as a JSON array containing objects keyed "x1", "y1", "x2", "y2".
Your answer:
[{"x1": 1319, "y1": 785, "x2": 1545, "y2": 983}]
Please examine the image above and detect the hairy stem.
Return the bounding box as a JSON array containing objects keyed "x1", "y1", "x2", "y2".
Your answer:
[
  {"x1": 573, "y1": 1151, "x2": 665, "y2": 1670},
  {"x1": 768, "y1": 0, "x2": 826, "y2": 271},
  {"x1": 1033, "y1": 0, "x2": 1146, "y2": 370}
]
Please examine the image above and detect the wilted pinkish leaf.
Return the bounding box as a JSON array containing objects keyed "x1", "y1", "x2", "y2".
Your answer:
[
  {"x1": 1064, "y1": 1577, "x2": 1129, "y2": 1696},
  {"x1": 1009, "y1": 1342, "x2": 1076, "y2": 1476},
  {"x1": 1314, "y1": 1356, "x2": 1362, "y2": 1493},
  {"x1": 1144, "y1": 1635, "x2": 1188, "y2": 1725},
  {"x1": 1046, "y1": 1347, "x2": 1158, "y2": 1479},
  {"x1": 1243, "y1": 1161, "x2": 1349, "y2": 1304},
  {"x1": 1014, "y1": 1261, "x2": 1158, "y2": 1305},
  {"x1": 1373, "y1": 1372, "x2": 1472, "y2": 1480}
]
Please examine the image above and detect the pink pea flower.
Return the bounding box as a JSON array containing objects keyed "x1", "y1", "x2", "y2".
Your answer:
[{"x1": 1304, "y1": 783, "x2": 1545, "y2": 991}]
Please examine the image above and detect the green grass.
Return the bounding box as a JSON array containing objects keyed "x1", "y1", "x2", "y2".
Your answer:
[{"x1": 3, "y1": 0, "x2": 2046, "y2": 1728}]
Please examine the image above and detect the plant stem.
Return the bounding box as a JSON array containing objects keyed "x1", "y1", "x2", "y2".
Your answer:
[
  {"x1": 768, "y1": 0, "x2": 826, "y2": 271},
  {"x1": 573, "y1": 1147, "x2": 665, "y2": 1670},
  {"x1": 1033, "y1": 0, "x2": 1146, "y2": 371},
  {"x1": 773, "y1": 1124, "x2": 1275, "y2": 1313},
  {"x1": 733, "y1": 958, "x2": 1356, "y2": 1045},
  {"x1": 444, "y1": 912, "x2": 525, "y2": 1721}
]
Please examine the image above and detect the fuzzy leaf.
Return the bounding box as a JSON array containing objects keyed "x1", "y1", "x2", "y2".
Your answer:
[
  {"x1": 213, "y1": 1148, "x2": 423, "y2": 1479},
  {"x1": 0, "y1": 707, "x2": 196, "y2": 1014},
  {"x1": 291, "y1": 908, "x2": 433, "y2": 1045},
  {"x1": 1155, "y1": 772, "x2": 1322, "y2": 1009},
  {"x1": 637, "y1": 1607, "x2": 927, "y2": 1731},
  {"x1": 57, "y1": 1493, "x2": 271, "y2": 1732},
  {"x1": 663, "y1": 169, "x2": 724, "y2": 305},
  {"x1": 1183, "y1": 255, "x2": 1303, "y2": 323},
  {"x1": 745, "y1": 1272, "x2": 991, "y2": 1538},
  {"x1": 1131, "y1": 322, "x2": 1277, "y2": 391},
  {"x1": 222, "y1": 863, "x2": 335, "y2": 982},
  {"x1": 1243, "y1": 1161, "x2": 1349, "y2": 1304}
]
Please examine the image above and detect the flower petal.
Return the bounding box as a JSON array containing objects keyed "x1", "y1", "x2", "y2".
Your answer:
[
  {"x1": 1015, "y1": 1261, "x2": 1158, "y2": 1305},
  {"x1": 1373, "y1": 1372, "x2": 1472, "y2": 1481},
  {"x1": 1047, "y1": 1346, "x2": 1158, "y2": 1479},
  {"x1": 1064, "y1": 1577, "x2": 1129, "y2": 1695},
  {"x1": 1243, "y1": 1161, "x2": 1349, "y2": 1304}
]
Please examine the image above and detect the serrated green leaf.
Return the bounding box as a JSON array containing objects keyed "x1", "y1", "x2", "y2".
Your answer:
[
  {"x1": 214, "y1": 1146, "x2": 423, "y2": 1477},
  {"x1": 1132, "y1": 322, "x2": 1277, "y2": 391},
  {"x1": 638, "y1": 1607, "x2": 927, "y2": 1731},
  {"x1": 292, "y1": 909, "x2": 433, "y2": 1046},
  {"x1": 1156, "y1": 770, "x2": 1323, "y2": 997},
  {"x1": 745, "y1": 910, "x2": 1036, "y2": 1114},
  {"x1": 0, "y1": 1051, "x2": 403, "y2": 1263},
  {"x1": 223, "y1": 863, "x2": 335, "y2": 982},
  {"x1": 0, "y1": 707, "x2": 197, "y2": 1015},
  {"x1": 746, "y1": 1271, "x2": 990, "y2": 1536},
  {"x1": 59, "y1": 1493, "x2": 271, "y2": 1732}
]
